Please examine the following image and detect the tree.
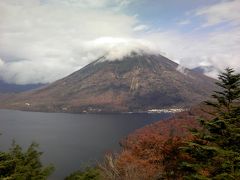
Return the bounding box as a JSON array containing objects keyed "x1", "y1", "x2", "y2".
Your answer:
[
  {"x1": 65, "y1": 167, "x2": 101, "y2": 180},
  {"x1": 205, "y1": 67, "x2": 240, "y2": 116},
  {"x1": 158, "y1": 136, "x2": 187, "y2": 180},
  {"x1": 0, "y1": 142, "x2": 54, "y2": 179},
  {"x1": 181, "y1": 68, "x2": 240, "y2": 179}
]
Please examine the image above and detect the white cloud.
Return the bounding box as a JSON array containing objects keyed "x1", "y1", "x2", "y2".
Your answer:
[
  {"x1": 115, "y1": 0, "x2": 137, "y2": 7},
  {"x1": 53, "y1": 0, "x2": 111, "y2": 8},
  {"x1": 0, "y1": 0, "x2": 239, "y2": 84},
  {"x1": 0, "y1": 0, "x2": 142, "y2": 84},
  {"x1": 49, "y1": 0, "x2": 137, "y2": 9},
  {"x1": 139, "y1": 0, "x2": 240, "y2": 78},
  {"x1": 86, "y1": 37, "x2": 157, "y2": 60},
  {"x1": 0, "y1": 58, "x2": 4, "y2": 68},
  {"x1": 133, "y1": 24, "x2": 149, "y2": 31},
  {"x1": 195, "y1": 0, "x2": 240, "y2": 27},
  {"x1": 177, "y1": 19, "x2": 191, "y2": 25},
  {"x1": 176, "y1": 65, "x2": 188, "y2": 75},
  {"x1": 143, "y1": 26, "x2": 240, "y2": 77}
]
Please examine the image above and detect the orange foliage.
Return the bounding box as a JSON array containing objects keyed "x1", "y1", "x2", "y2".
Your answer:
[{"x1": 101, "y1": 106, "x2": 208, "y2": 179}]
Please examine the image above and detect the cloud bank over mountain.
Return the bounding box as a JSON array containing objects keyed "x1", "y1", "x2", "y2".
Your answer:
[{"x1": 0, "y1": 0, "x2": 239, "y2": 84}]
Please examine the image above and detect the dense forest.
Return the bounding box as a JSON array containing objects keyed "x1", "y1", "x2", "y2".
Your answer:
[{"x1": 1, "y1": 68, "x2": 240, "y2": 179}]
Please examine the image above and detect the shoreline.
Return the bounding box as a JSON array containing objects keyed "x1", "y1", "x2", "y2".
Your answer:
[{"x1": 0, "y1": 108, "x2": 186, "y2": 115}]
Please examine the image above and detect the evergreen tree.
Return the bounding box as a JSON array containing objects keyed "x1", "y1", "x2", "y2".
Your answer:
[
  {"x1": 205, "y1": 67, "x2": 240, "y2": 117},
  {"x1": 160, "y1": 136, "x2": 186, "y2": 180},
  {"x1": 65, "y1": 167, "x2": 101, "y2": 180},
  {"x1": 0, "y1": 142, "x2": 54, "y2": 179},
  {"x1": 181, "y1": 68, "x2": 240, "y2": 179}
]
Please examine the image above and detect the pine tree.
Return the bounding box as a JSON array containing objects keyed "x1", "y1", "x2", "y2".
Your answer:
[
  {"x1": 181, "y1": 68, "x2": 240, "y2": 179},
  {"x1": 205, "y1": 67, "x2": 240, "y2": 117},
  {"x1": 65, "y1": 167, "x2": 101, "y2": 180},
  {"x1": 0, "y1": 142, "x2": 54, "y2": 179}
]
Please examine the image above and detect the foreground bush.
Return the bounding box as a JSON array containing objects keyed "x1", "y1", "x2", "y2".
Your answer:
[
  {"x1": 0, "y1": 142, "x2": 54, "y2": 179},
  {"x1": 65, "y1": 167, "x2": 101, "y2": 180}
]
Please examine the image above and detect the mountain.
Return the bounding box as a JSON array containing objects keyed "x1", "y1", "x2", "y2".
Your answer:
[
  {"x1": 0, "y1": 80, "x2": 45, "y2": 93},
  {"x1": 0, "y1": 52, "x2": 217, "y2": 113}
]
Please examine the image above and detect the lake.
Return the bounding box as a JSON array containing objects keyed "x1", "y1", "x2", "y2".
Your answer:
[{"x1": 0, "y1": 109, "x2": 171, "y2": 179}]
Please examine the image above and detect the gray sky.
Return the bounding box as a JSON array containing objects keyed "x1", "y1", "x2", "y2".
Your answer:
[{"x1": 0, "y1": 0, "x2": 239, "y2": 84}]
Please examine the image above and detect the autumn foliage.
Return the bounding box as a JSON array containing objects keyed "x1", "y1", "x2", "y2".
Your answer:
[{"x1": 100, "y1": 114, "x2": 200, "y2": 180}]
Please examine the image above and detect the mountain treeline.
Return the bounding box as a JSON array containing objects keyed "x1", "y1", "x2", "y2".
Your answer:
[{"x1": 67, "y1": 68, "x2": 240, "y2": 180}]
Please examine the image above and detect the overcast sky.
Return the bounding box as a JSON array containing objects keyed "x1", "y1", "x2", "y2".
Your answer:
[{"x1": 0, "y1": 0, "x2": 239, "y2": 84}]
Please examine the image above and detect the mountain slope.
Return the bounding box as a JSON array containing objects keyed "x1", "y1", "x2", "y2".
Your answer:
[{"x1": 0, "y1": 53, "x2": 217, "y2": 113}]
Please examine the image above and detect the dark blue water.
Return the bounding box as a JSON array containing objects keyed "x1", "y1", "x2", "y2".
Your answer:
[{"x1": 0, "y1": 109, "x2": 171, "y2": 179}]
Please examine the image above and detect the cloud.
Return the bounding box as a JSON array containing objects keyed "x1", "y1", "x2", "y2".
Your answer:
[
  {"x1": 177, "y1": 20, "x2": 191, "y2": 25},
  {"x1": 142, "y1": 0, "x2": 240, "y2": 78},
  {"x1": 176, "y1": 65, "x2": 188, "y2": 76},
  {"x1": 53, "y1": 0, "x2": 111, "y2": 8},
  {"x1": 86, "y1": 37, "x2": 157, "y2": 60},
  {"x1": 0, "y1": 0, "x2": 142, "y2": 84},
  {"x1": 144, "y1": 26, "x2": 240, "y2": 75},
  {"x1": 0, "y1": 58, "x2": 4, "y2": 67},
  {"x1": 195, "y1": 0, "x2": 240, "y2": 27},
  {"x1": 0, "y1": 0, "x2": 239, "y2": 84},
  {"x1": 49, "y1": 0, "x2": 138, "y2": 9},
  {"x1": 133, "y1": 24, "x2": 149, "y2": 31}
]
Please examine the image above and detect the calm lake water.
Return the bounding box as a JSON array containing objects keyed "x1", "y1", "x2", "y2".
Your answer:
[{"x1": 0, "y1": 109, "x2": 171, "y2": 179}]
